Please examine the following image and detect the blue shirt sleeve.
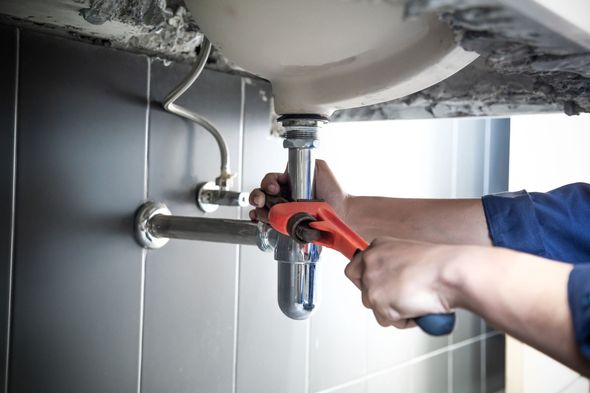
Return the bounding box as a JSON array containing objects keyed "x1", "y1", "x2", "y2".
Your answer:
[
  {"x1": 482, "y1": 183, "x2": 590, "y2": 358},
  {"x1": 568, "y1": 266, "x2": 590, "y2": 358},
  {"x1": 482, "y1": 182, "x2": 590, "y2": 263}
]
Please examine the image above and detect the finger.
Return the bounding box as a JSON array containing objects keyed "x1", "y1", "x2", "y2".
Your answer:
[
  {"x1": 344, "y1": 252, "x2": 364, "y2": 290},
  {"x1": 261, "y1": 173, "x2": 284, "y2": 194},
  {"x1": 405, "y1": 320, "x2": 417, "y2": 328},
  {"x1": 277, "y1": 171, "x2": 290, "y2": 185},
  {"x1": 255, "y1": 208, "x2": 269, "y2": 223},
  {"x1": 249, "y1": 209, "x2": 258, "y2": 222},
  {"x1": 249, "y1": 189, "x2": 266, "y2": 208},
  {"x1": 372, "y1": 310, "x2": 391, "y2": 327},
  {"x1": 361, "y1": 290, "x2": 371, "y2": 308},
  {"x1": 391, "y1": 319, "x2": 415, "y2": 329}
]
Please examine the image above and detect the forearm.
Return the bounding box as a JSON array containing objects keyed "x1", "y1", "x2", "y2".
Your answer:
[
  {"x1": 446, "y1": 247, "x2": 590, "y2": 375},
  {"x1": 345, "y1": 196, "x2": 491, "y2": 246}
]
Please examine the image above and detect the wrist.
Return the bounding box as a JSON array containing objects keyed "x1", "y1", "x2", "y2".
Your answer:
[{"x1": 439, "y1": 245, "x2": 492, "y2": 310}]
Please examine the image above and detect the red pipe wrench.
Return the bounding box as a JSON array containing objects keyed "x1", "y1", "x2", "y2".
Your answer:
[{"x1": 268, "y1": 201, "x2": 455, "y2": 336}]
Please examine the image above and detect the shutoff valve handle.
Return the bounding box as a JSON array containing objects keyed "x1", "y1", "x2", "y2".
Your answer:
[{"x1": 268, "y1": 201, "x2": 455, "y2": 336}]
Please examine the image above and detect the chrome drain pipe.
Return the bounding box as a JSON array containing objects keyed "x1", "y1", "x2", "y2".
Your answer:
[
  {"x1": 274, "y1": 115, "x2": 326, "y2": 320},
  {"x1": 135, "y1": 201, "x2": 278, "y2": 251}
]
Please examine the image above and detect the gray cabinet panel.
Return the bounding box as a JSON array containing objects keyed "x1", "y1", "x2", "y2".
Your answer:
[
  {"x1": 141, "y1": 62, "x2": 242, "y2": 393},
  {"x1": 0, "y1": 25, "x2": 17, "y2": 392},
  {"x1": 9, "y1": 32, "x2": 147, "y2": 393}
]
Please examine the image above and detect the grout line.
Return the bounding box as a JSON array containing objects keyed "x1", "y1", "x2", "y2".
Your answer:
[
  {"x1": 557, "y1": 376, "x2": 587, "y2": 393},
  {"x1": 314, "y1": 331, "x2": 501, "y2": 393},
  {"x1": 231, "y1": 77, "x2": 247, "y2": 393},
  {"x1": 4, "y1": 27, "x2": 20, "y2": 393},
  {"x1": 137, "y1": 249, "x2": 147, "y2": 393},
  {"x1": 480, "y1": 328, "x2": 487, "y2": 393},
  {"x1": 482, "y1": 119, "x2": 492, "y2": 196},
  {"x1": 4, "y1": 28, "x2": 20, "y2": 393},
  {"x1": 143, "y1": 58, "x2": 151, "y2": 202},
  {"x1": 448, "y1": 334, "x2": 454, "y2": 393},
  {"x1": 136, "y1": 57, "x2": 151, "y2": 393}
]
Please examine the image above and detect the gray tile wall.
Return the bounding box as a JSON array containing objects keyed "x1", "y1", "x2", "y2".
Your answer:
[
  {"x1": 140, "y1": 58, "x2": 243, "y2": 393},
  {"x1": 9, "y1": 30, "x2": 147, "y2": 393},
  {"x1": 0, "y1": 24, "x2": 17, "y2": 393},
  {"x1": 0, "y1": 26, "x2": 507, "y2": 393}
]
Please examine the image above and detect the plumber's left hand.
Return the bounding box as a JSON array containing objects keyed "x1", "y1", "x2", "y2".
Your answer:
[{"x1": 345, "y1": 237, "x2": 462, "y2": 328}]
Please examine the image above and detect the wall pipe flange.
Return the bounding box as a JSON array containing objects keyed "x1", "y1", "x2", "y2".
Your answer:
[
  {"x1": 135, "y1": 201, "x2": 171, "y2": 249},
  {"x1": 196, "y1": 181, "x2": 250, "y2": 213}
]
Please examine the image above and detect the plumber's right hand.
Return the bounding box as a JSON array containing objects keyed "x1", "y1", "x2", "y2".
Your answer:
[{"x1": 249, "y1": 159, "x2": 349, "y2": 223}]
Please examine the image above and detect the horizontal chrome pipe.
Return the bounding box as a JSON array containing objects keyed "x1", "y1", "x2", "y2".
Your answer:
[
  {"x1": 135, "y1": 201, "x2": 278, "y2": 250},
  {"x1": 150, "y1": 215, "x2": 258, "y2": 245}
]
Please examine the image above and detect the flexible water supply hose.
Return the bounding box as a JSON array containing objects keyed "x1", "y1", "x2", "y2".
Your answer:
[{"x1": 162, "y1": 37, "x2": 234, "y2": 189}]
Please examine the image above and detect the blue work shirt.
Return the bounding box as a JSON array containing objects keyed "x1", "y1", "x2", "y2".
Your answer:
[{"x1": 482, "y1": 183, "x2": 590, "y2": 358}]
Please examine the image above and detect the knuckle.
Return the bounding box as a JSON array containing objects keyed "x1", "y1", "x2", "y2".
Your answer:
[
  {"x1": 366, "y1": 288, "x2": 380, "y2": 307},
  {"x1": 249, "y1": 189, "x2": 264, "y2": 206},
  {"x1": 362, "y1": 249, "x2": 377, "y2": 265},
  {"x1": 361, "y1": 293, "x2": 371, "y2": 309},
  {"x1": 386, "y1": 308, "x2": 401, "y2": 322},
  {"x1": 248, "y1": 189, "x2": 258, "y2": 204},
  {"x1": 373, "y1": 312, "x2": 390, "y2": 327},
  {"x1": 391, "y1": 319, "x2": 410, "y2": 329},
  {"x1": 372, "y1": 236, "x2": 388, "y2": 246},
  {"x1": 261, "y1": 173, "x2": 279, "y2": 187}
]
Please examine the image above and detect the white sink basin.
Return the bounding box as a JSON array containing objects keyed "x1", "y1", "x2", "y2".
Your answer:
[{"x1": 186, "y1": 0, "x2": 478, "y2": 116}]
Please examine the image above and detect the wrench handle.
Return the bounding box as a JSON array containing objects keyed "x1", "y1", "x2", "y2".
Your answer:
[{"x1": 414, "y1": 313, "x2": 456, "y2": 336}]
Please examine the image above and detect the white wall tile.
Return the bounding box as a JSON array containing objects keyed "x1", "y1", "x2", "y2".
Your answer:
[
  {"x1": 560, "y1": 377, "x2": 590, "y2": 393},
  {"x1": 453, "y1": 343, "x2": 481, "y2": 393},
  {"x1": 366, "y1": 317, "x2": 414, "y2": 373},
  {"x1": 412, "y1": 353, "x2": 448, "y2": 393},
  {"x1": 309, "y1": 249, "x2": 369, "y2": 392},
  {"x1": 367, "y1": 366, "x2": 411, "y2": 393}
]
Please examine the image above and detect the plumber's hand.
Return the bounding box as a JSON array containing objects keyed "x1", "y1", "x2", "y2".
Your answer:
[
  {"x1": 345, "y1": 237, "x2": 460, "y2": 328},
  {"x1": 249, "y1": 159, "x2": 349, "y2": 223}
]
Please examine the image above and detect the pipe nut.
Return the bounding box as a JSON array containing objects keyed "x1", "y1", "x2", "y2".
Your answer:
[
  {"x1": 283, "y1": 138, "x2": 320, "y2": 149},
  {"x1": 256, "y1": 222, "x2": 279, "y2": 252}
]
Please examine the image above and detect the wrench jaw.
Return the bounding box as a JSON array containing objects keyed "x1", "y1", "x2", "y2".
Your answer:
[{"x1": 286, "y1": 212, "x2": 323, "y2": 243}]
